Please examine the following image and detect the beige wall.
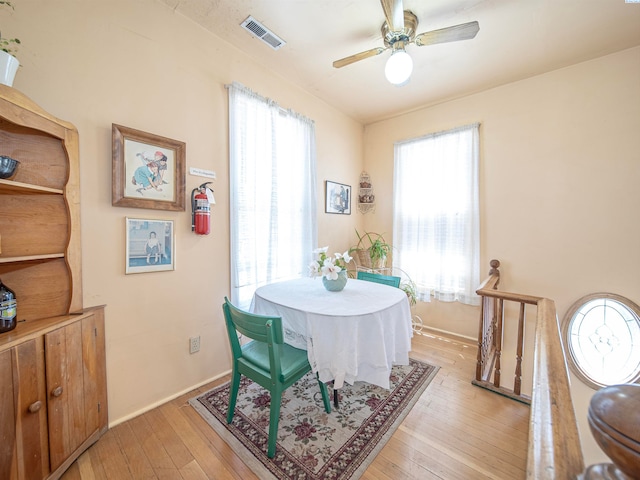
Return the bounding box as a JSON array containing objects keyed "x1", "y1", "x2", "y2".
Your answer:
[
  {"x1": 9, "y1": 0, "x2": 363, "y2": 424},
  {"x1": 363, "y1": 45, "x2": 640, "y2": 464}
]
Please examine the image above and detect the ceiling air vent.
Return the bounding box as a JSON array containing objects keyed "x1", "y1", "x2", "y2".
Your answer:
[{"x1": 240, "y1": 16, "x2": 286, "y2": 50}]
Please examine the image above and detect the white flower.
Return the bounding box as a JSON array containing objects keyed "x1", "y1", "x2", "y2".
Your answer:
[
  {"x1": 312, "y1": 246, "x2": 328, "y2": 260},
  {"x1": 336, "y1": 251, "x2": 352, "y2": 264},
  {"x1": 309, "y1": 246, "x2": 352, "y2": 280},
  {"x1": 321, "y1": 261, "x2": 342, "y2": 280},
  {"x1": 308, "y1": 260, "x2": 321, "y2": 277}
]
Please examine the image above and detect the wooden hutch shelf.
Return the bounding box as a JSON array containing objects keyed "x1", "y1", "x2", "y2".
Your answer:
[
  {"x1": 0, "y1": 178, "x2": 64, "y2": 195},
  {"x1": 0, "y1": 84, "x2": 107, "y2": 480}
]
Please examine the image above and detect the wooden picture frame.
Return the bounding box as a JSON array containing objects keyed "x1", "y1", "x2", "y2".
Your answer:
[
  {"x1": 112, "y1": 124, "x2": 186, "y2": 211},
  {"x1": 125, "y1": 217, "x2": 175, "y2": 274},
  {"x1": 325, "y1": 180, "x2": 351, "y2": 215}
]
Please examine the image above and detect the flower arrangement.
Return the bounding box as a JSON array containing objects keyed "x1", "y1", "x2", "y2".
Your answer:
[{"x1": 309, "y1": 247, "x2": 353, "y2": 280}]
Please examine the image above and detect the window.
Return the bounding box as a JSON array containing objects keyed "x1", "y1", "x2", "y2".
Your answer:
[
  {"x1": 562, "y1": 293, "x2": 640, "y2": 389},
  {"x1": 392, "y1": 123, "x2": 480, "y2": 305},
  {"x1": 228, "y1": 83, "x2": 317, "y2": 309}
]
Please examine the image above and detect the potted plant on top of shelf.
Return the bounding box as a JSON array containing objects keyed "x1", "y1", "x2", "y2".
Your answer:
[
  {"x1": 0, "y1": 1, "x2": 20, "y2": 87},
  {"x1": 351, "y1": 230, "x2": 393, "y2": 270}
]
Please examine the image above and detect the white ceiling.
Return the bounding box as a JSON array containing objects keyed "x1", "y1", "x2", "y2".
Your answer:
[{"x1": 159, "y1": 0, "x2": 640, "y2": 124}]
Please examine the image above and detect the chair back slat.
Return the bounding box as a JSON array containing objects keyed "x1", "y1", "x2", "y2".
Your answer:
[
  {"x1": 223, "y1": 298, "x2": 284, "y2": 344},
  {"x1": 223, "y1": 297, "x2": 284, "y2": 383},
  {"x1": 357, "y1": 271, "x2": 401, "y2": 288}
]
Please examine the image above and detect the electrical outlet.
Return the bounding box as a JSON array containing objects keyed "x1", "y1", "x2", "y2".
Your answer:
[{"x1": 189, "y1": 335, "x2": 200, "y2": 354}]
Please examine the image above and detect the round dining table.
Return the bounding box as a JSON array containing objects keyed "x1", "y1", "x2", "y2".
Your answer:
[{"x1": 250, "y1": 277, "x2": 413, "y2": 391}]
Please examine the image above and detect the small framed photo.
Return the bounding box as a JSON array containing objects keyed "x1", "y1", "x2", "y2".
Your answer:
[
  {"x1": 325, "y1": 180, "x2": 351, "y2": 215},
  {"x1": 112, "y1": 124, "x2": 186, "y2": 211},
  {"x1": 125, "y1": 217, "x2": 175, "y2": 274}
]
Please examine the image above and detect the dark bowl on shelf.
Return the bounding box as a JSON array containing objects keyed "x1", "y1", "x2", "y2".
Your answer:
[{"x1": 0, "y1": 156, "x2": 19, "y2": 179}]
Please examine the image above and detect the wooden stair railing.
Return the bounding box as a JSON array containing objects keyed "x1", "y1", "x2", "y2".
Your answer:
[
  {"x1": 475, "y1": 260, "x2": 640, "y2": 479},
  {"x1": 473, "y1": 259, "x2": 539, "y2": 404},
  {"x1": 526, "y1": 295, "x2": 584, "y2": 479}
]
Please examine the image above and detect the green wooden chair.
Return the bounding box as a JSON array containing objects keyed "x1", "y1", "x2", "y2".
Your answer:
[
  {"x1": 357, "y1": 270, "x2": 401, "y2": 288},
  {"x1": 222, "y1": 297, "x2": 331, "y2": 458}
]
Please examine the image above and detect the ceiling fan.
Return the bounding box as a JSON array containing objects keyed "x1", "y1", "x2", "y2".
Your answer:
[{"x1": 333, "y1": 0, "x2": 480, "y2": 86}]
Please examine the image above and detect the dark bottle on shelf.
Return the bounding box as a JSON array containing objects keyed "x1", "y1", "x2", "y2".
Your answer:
[{"x1": 0, "y1": 278, "x2": 17, "y2": 333}]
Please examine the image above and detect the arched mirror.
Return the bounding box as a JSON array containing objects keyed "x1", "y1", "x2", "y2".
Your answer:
[{"x1": 562, "y1": 293, "x2": 640, "y2": 389}]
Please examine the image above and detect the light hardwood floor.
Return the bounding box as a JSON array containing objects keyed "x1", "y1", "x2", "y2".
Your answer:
[{"x1": 60, "y1": 330, "x2": 530, "y2": 480}]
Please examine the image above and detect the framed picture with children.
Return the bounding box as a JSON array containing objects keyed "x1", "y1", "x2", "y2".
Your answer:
[
  {"x1": 112, "y1": 124, "x2": 186, "y2": 211},
  {"x1": 125, "y1": 217, "x2": 175, "y2": 274}
]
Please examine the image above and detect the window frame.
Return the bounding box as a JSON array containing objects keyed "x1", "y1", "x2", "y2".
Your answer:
[
  {"x1": 561, "y1": 292, "x2": 640, "y2": 389},
  {"x1": 228, "y1": 83, "x2": 318, "y2": 310},
  {"x1": 392, "y1": 123, "x2": 481, "y2": 306}
]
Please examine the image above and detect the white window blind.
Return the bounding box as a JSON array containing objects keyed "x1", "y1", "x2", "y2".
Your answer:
[
  {"x1": 392, "y1": 123, "x2": 480, "y2": 305},
  {"x1": 228, "y1": 82, "x2": 318, "y2": 309}
]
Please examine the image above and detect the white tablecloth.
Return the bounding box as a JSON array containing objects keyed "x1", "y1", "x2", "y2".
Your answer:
[{"x1": 250, "y1": 277, "x2": 413, "y2": 389}]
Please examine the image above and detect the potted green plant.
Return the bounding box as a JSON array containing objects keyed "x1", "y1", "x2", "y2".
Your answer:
[
  {"x1": 400, "y1": 278, "x2": 418, "y2": 307},
  {"x1": 0, "y1": 1, "x2": 20, "y2": 86},
  {"x1": 352, "y1": 230, "x2": 392, "y2": 269}
]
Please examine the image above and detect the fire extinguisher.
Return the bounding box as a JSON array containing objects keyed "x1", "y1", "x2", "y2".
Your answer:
[{"x1": 191, "y1": 182, "x2": 214, "y2": 235}]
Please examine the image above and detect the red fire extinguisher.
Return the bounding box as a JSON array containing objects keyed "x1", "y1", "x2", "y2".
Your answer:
[{"x1": 191, "y1": 182, "x2": 213, "y2": 235}]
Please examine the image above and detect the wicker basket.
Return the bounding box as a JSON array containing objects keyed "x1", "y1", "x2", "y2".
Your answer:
[
  {"x1": 352, "y1": 248, "x2": 391, "y2": 271},
  {"x1": 352, "y1": 232, "x2": 392, "y2": 271}
]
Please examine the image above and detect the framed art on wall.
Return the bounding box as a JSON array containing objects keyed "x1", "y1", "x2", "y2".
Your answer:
[
  {"x1": 125, "y1": 217, "x2": 175, "y2": 274},
  {"x1": 325, "y1": 180, "x2": 351, "y2": 215},
  {"x1": 112, "y1": 124, "x2": 186, "y2": 211}
]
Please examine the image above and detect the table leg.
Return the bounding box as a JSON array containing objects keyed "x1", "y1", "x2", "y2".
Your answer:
[{"x1": 333, "y1": 388, "x2": 339, "y2": 408}]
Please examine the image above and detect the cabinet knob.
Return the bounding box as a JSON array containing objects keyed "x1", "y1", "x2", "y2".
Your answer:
[
  {"x1": 28, "y1": 400, "x2": 42, "y2": 413},
  {"x1": 51, "y1": 386, "x2": 63, "y2": 397}
]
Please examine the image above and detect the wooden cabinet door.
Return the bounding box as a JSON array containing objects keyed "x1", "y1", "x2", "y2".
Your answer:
[
  {"x1": 81, "y1": 309, "x2": 108, "y2": 438},
  {"x1": 45, "y1": 311, "x2": 107, "y2": 473},
  {"x1": 0, "y1": 339, "x2": 49, "y2": 480},
  {"x1": 0, "y1": 348, "x2": 17, "y2": 479}
]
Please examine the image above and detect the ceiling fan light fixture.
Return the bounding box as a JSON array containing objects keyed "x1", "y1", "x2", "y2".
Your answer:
[{"x1": 385, "y1": 47, "x2": 413, "y2": 86}]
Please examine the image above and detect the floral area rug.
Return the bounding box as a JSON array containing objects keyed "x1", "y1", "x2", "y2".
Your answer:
[{"x1": 189, "y1": 358, "x2": 439, "y2": 480}]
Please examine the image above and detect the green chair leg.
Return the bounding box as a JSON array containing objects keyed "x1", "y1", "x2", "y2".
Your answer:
[
  {"x1": 317, "y1": 374, "x2": 331, "y2": 413},
  {"x1": 227, "y1": 368, "x2": 241, "y2": 424},
  {"x1": 267, "y1": 391, "x2": 282, "y2": 458}
]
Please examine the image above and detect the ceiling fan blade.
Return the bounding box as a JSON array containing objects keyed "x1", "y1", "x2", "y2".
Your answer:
[
  {"x1": 414, "y1": 21, "x2": 480, "y2": 47},
  {"x1": 380, "y1": 0, "x2": 404, "y2": 32},
  {"x1": 333, "y1": 47, "x2": 388, "y2": 68}
]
